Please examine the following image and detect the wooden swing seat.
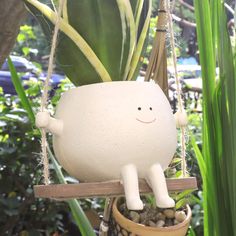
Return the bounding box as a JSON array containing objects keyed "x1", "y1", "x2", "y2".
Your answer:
[{"x1": 34, "y1": 177, "x2": 197, "y2": 200}]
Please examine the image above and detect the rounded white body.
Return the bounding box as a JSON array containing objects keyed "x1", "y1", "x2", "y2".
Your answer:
[{"x1": 53, "y1": 81, "x2": 177, "y2": 181}]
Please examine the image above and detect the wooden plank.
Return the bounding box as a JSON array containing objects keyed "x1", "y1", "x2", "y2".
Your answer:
[{"x1": 34, "y1": 177, "x2": 197, "y2": 200}]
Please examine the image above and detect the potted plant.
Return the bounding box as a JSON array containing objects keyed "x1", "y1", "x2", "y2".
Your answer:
[
  {"x1": 25, "y1": 0, "x2": 151, "y2": 85},
  {"x1": 110, "y1": 197, "x2": 191, "y2": 236},
  {"x1": 25, "y1": 0, "x2": 191, "y2": 234}
]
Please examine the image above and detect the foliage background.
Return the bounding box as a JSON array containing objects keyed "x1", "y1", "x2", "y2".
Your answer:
[
  {"x1": 0, "y1": 1, "x2": 202, "y2": 235},
  {"x1": 0, "y1": 0, "x2": 235, "y2": 235}
]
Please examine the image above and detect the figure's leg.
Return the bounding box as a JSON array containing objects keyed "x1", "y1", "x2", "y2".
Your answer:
[
  {"x1": 146, "y1": 163, "x2": 175, "y2": 208},
  {"x1": 121, "y1": 164, "x2": 143, "y2": 210}
]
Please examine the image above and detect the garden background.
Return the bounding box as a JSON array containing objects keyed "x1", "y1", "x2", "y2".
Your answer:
[{"x1": 0, "y1": 0, "x2": 235, "y2": 235}]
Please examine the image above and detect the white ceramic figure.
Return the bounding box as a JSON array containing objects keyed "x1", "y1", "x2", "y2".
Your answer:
[{"x1": 36, "y1": 81, "x2": 187, "y2": 210}]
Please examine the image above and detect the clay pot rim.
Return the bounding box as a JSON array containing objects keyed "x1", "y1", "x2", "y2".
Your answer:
[{"x1": 112, "y1": 197, "x2": 192, "y2": 232}]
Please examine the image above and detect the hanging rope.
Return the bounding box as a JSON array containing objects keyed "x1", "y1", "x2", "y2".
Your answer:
[
  {"x1": 166, "y1": 0, "x2": 187, "y2": 177},
  {"x1": 40, "y1": 0, "x2": 65, "y2": 185}
]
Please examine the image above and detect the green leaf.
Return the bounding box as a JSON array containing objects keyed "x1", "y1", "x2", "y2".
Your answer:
[
  {"x1": 190, "y1": 135, "x2": 206, "y2": 179},
  {"x1": 22, "y1": 47, "x2": 30, "y2": 56},
  {"x1": 48, "y1": 148, "x2": 96, "y2": 236},
  {"x1": 116, "y1": 0, "x2": 136, "y2": 80},
  {"x1": 188, "y1": 227, "x2": 196, "y2": 236},
  {"x1": 127, "y1": 0, "x2": 152, "y2": 80},
  {"x1": 175, "y1": 198, "x2": 187, "y2": 210},
  {"x1": 64, "y1": 0, "x2": 126, "y2": 83},
  {"x1": 7, "y1": 57, "x2": 35, "y2": 124},
  {"x1": 175, "y1": 189, "x2": 194, "y2": 201},
  {"x1": 68, "y1": 200, "x2": 96, "y2": 236},
  {"x1": 25, "y1": 0, "x2": 150, "y2": 85},
  {"x1": 194, "y1": 0, "x2": 236, "y2": 235},
  {"x1": 133, "y1": 0, "x2": 144, "y2": 30},
  {"x1": 17, "y1": 33, "x2": 26, "y2": 43},
  {"x1": 25, "y1": 0, "x2": 112, "y2": 84}
]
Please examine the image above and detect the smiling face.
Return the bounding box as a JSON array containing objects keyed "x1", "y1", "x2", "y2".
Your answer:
[
  {"x1": 136, "y1": 106, "x2": 156, "y2": 124},
  {"x1": 53, "y1": 81, "x2": 177, "y2": 181}
]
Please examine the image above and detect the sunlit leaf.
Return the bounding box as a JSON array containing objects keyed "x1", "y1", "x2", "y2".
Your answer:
[{"x1": 25, "y1": 0, "x2": 151, "y2": 85}]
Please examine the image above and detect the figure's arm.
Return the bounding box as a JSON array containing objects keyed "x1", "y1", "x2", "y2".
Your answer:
[
  {"x1": 36, "y1": 111, "x2": 63, "y2": 136},
  {"x1": 174, "y1": 109, "x2": 188, "y2": 128}
]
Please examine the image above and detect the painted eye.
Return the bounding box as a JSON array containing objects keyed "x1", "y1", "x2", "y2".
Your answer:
[
  {"x1": 138, "y1": 107, "x2": 141, "y2": 111},
  {"x1": 149, "y1": 107, "x2": 152, "y2": 110}
]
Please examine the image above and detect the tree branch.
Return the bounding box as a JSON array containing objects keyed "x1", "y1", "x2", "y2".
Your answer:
[
  {"x1": 224, "y1": 3, "x2": 234, "y2": 15},
  {"x1": 178, "y1": 0, "x2": 194, "y2": 12},
  {"x1": 172, "y1": 13, "x2": 196, "y2": 28},
  {"x1": 0, "y1": 0, "x2": 27, "y2": 67}
]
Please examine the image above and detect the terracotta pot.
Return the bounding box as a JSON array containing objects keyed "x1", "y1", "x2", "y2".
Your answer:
[{"x1": 111, "y1": 198, "x2": 191, "y2": 236}]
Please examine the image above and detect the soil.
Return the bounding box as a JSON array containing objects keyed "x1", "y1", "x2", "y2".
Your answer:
[{"x1": 118, "y1": 199, "x2": 187, "y2": 228}]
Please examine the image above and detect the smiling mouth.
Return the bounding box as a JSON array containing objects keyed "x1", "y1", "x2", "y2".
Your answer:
[{"x1": 136, "y1": 118, "x2": 156, "y2": 124}]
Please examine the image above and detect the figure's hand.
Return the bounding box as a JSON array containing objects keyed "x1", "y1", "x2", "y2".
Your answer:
[
  {"x1": 36, "y1": 111, "x2": 51, "y2": 129},
  {"x1": 174, "y1": 109, "x2": 188, "y2": 128},
  {"x1": 36, "y1": 111, "x2": 63, "y2": 136}
]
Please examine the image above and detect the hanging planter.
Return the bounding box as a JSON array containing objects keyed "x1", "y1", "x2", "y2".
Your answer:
[
  {"x1": 36, "y1": 81, "x2": 180, "y2": 209},
  {"x1": 110, "y1": 197, "x2": 191, "y2": 236},
  {"x1": 22, "y1": 0, "x2": 197, "y2": 235}
]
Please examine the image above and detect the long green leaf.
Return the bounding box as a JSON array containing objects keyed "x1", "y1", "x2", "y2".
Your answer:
[
  {"x1": 65, "y1": 0, "x2": 128, "y2": 83},
  {"x1": 62, "y1": 0, "x2": 68, "y2": 22},
  {"x1": 194, "y1": 1, "x2": 218, "y2": 235},
  {"x1": 190, "y1": 135, "x2": 206, "y2": 179},
  {"x1": 25, "y1": 0, "x2": 150, "y2": 85},
  {"x1": 68, "y1": 200, "x2": 95, "y2": 236},
  {"x1": 217, "y1": 2, "x2": 236, "y2": 234},
  {"x1": 7, "y1": 57, "x2": 35, "y2": 123},
  {"x1": 25, "y1": 0, "x2": 112, "y2": 84},
  {"x1": 134, "y1": 0, "x2": 144, "y2": 30},
  {"x1": 48, "y1": 148, "x2": 96, "y2": 236},
  {"x1": 127, "y1": 0, "x2": 152, "y2": 81},
  {"x1": 188, "y1": 227, "x2": 196, "y2": 236},
  {"x1": 194, "y1": 0, "x2": 236, "y2": 235},
  {"x1": 116, "y1": 0, "x2": 136, "y2": 81}
]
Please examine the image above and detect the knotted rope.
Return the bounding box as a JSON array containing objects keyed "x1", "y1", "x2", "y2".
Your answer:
[
  {"x1": 40, "y1": 0, "x2": 65, "y2": 185},
  {"x1": 166, "y1": 0, "x2": 187, "y2": 176}
]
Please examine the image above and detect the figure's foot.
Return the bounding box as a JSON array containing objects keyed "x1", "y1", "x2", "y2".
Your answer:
[
  {"x1": 156, "y1": 196, "x2": 175, "y2": 209},
  {"x1": 126, "y1": 197, "x2": 144, "y2": 210}
]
